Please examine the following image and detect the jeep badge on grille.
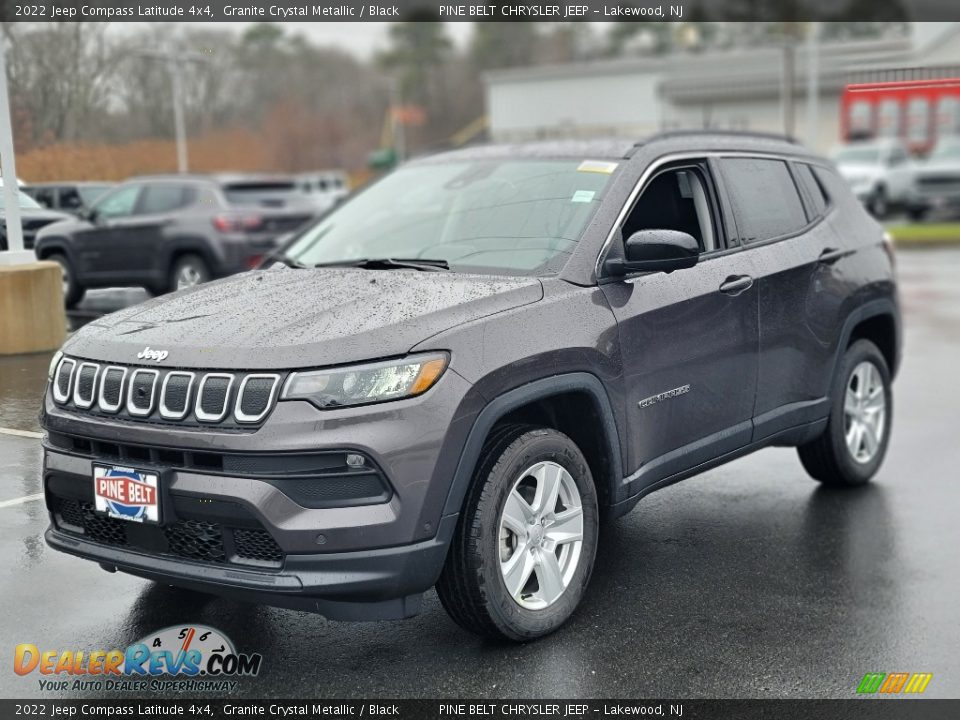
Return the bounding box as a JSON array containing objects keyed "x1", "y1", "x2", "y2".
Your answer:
[{"x1": 137, "y1": 347, "x2": 169, "y2": 363}]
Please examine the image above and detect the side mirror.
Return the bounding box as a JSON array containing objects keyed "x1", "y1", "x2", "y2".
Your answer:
[
  {"x1": 78, "y1": 207, "x2": 99, "y2": 223},
  {"x1": 605, "y1": 229, "x2": 700, "y2": 276}
]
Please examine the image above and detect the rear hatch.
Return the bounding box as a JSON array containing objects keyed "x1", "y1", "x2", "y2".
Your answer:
[{"x1": 213, "y1": 179, "x2": 317, "y2": 265}]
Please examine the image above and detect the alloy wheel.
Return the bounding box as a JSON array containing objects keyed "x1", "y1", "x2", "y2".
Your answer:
[
  {"x1": 176, "y1": 265, "x2": 203, "y2": 289},
  {"x1": 844, "y1": 360, "x2": 887, "y2": 464},
  {"x1": 498, "y1": 461, "x2": 584, "y2": 610}
]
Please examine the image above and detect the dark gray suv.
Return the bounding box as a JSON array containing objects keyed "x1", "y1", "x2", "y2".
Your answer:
[{"x1": 41, "y1": 133, "x2": 900, "y2": 641}]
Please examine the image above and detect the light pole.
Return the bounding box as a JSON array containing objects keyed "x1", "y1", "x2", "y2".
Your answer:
[
  {"x1": 0, "y1": 32, "x2": 30, "y2": 266},
  {"x1": 135, "y1": 47, "x2": 209, "y2": 174},
  {"x1": 806, "y1": 22, "x2": 821, "y2": 150}
]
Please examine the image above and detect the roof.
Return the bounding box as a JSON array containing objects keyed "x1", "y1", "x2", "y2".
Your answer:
[
  {"x1": 126, "y1": 173, "x2": 297, "y2": 184},
  {"x1": 414, "y1": 138, "x2": 640, "y2": 163},
  {"x1": 416, "y1": 130, "x2": 807, "y2": 165}
]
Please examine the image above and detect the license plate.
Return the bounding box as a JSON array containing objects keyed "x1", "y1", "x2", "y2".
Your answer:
[{"x1": 93, "y1": 465, "x2": 160, "y2": 524}]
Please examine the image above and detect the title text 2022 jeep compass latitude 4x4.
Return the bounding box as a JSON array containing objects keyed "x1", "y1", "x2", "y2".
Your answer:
[{"x1": 42, "y1": 133, "x2": 900, "y2": 641}]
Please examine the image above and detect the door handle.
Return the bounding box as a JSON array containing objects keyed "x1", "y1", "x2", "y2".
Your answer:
[
  {"x1": 719, "y1": 275, "x2": 753, "y2": 296},
  {"x1": 818, "y1": 247, "x2": 846, "y2": 264}
]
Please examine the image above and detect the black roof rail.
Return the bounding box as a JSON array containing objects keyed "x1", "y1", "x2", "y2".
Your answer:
[{"x1": 640, "y1": 129, "x2": 801, "y2": 146}]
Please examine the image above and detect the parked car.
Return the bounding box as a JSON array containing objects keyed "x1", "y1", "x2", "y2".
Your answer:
[
  {"x1": 831, "y1": 139, "x2": 915, "y2": 217},
  {"x1": 295, "y1": 170, "x2": 349, "y2": 212},
  {"x1": 0, "y1": 182, "x2": 70, "y2": 251},
  {"x1": 23, "y1": 182, "x2": 114, "y2": 215},
  {"x1": 41, "y1": 133, "x2": 899, "y2": 641},
  {"x1": 906, "y1": 137, "x2": 960, "y2": 220},
  {"x1": 34, "y1": 174, "x2": 316, "y2": 307}
]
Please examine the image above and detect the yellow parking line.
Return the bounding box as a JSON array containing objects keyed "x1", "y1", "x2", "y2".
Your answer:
[
  {"x1": 0, "y1": 427, "x2": 42, "y2": 440},
  {"x1": 0, "y1": 493, "x2": 44, "y2": 509}
]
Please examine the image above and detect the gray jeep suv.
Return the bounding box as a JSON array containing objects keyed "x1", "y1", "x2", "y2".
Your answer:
[{"x1": 41, "y1": 133, "x2": 900, "y2": 641}]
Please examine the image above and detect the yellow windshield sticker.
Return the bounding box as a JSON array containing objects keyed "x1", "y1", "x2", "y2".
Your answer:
[{"x1": 577, "y1": 160, "x2": 619, "y2": 174}]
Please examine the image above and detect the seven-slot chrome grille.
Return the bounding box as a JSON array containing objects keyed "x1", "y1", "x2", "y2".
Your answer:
[{"x1": 52, "y1": 356, "x2": 282, "y2": 427}]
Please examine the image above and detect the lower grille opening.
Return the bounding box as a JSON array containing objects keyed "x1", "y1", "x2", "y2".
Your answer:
[
  {"x1": 164, "y1": 520, "x2": 226, "y2": 563},
  {"x1": 233, "y1": 528, "x2": 284, "y2": 565},
  {"x1": 52, "y1": 498, "x2": 283, "y2": 569}
]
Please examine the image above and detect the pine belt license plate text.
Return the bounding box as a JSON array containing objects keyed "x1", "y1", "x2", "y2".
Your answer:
[{"x1": 93, "y1": 465, "x2": 160, "y2": 523}]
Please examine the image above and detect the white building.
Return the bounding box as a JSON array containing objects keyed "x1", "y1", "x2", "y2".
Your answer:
[{"x1": 485, "y1": 23, "x2": 960, "y2": 153}]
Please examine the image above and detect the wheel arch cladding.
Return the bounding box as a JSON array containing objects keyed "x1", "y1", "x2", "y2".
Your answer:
[
  {"x1": 847, "y1": 310, "x2": 899, "y2": 379},
  {"x1": 441, "y1": 373, "x2": 624, "y2": 519}
]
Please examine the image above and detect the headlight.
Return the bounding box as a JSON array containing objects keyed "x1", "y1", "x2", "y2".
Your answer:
[
  {"x1": 47, "y1": 350, "x2": 64, "y2": 381},
  {"x1": 281, "y1": 353, "x2": 448, "y2": 409}
]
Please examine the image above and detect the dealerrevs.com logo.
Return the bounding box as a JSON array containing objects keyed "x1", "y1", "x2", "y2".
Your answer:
[{"x1": 14, "y1": 625, "x2": 262, "y2": 692}]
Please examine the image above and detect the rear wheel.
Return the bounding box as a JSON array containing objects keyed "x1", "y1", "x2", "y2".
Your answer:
[
  {"x1": 798, "y1": 339, "x2": 892, "y2": 487},
  {"x1": 168, "y1": 254, "x2": 210, "y2": 293},
  {"x1": 867, "y1": 186, "x2": 888, "y2": 218},
  {"x1": 437, "y1": 426, "x2": 599, "y2": 641},
  {"x1": 47, "y1": 253, "x2": 85, "y2": 308}
]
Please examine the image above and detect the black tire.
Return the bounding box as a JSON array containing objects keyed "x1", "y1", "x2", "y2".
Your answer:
[
  {"x1": 798, "y1": 339, "x2": 893, "y2": 487},
  {"x1": 867, "y1": 186, "x2": 888, "y2": 219},
  {"x1": 47, "y1": 253, "x2": 85, "y2": 308},
  {"x1": 167, "y1": 253, "x2": 210, "y2": 293},
  {"x1": 436, "y1": 425, "x2": 599, "y2": 641}
]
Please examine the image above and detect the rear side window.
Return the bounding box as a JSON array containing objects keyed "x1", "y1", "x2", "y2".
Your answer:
[
  {"x1": 721, "y1": 158, "x2": 808, "y2": 243},
  {"x1": 793, "y1": 163, "x2": 830, "y2": 219},
  {"x1": 138, "y1": 184, "x2": 194, "y2": 214},
  {"x1": 31, "y1": 187, "x2": 56, "y2": 208}
]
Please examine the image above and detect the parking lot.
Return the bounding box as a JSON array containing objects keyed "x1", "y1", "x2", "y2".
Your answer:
[{"x1": 1, "y1": 249, "x2": 959, "y2": 699}]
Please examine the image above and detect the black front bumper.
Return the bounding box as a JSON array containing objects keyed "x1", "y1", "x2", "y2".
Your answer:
[{"x1": 44, "y1": 513, "x2": 455, "y2": 621}]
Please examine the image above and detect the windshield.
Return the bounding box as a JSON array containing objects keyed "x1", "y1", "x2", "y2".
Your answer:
[
  {"x1": 77, "y1": 184, "x2": 113, "y2": 205},
  {"x1": 832, "y1": 146, "x2": 881, "y2": 165},
  {"x1": 283, "y1": 159, "x2": 613, "y2": 275},
  {"x1": 928, "y1": 141, "x2": 960, "y2": 161}
]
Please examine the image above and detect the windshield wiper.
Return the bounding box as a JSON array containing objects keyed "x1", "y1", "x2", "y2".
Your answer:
[
  {"x1": 312, "y1": 257, "x2": 450, "y2": 272},
  {"x1": 262, "y1": 252, "x2": 309, "y2": 269}
]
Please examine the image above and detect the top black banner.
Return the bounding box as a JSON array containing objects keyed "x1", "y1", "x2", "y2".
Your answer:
[{"x1": 3, "y1": 0, "x2": 960, "y2": 22}]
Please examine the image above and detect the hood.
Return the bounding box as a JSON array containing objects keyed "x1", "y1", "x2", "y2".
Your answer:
[
  {"x1": 65, "y1": 268, "x2": 543, "y2": 370},
  {"x1": 2, "y1": 207, "x2": 70, "y2": 223},
  {"x1": 915, "y1": 160, "x2": 960, "y2": 177},
  {"x1": 835, "y1": 162, "x2": 880, "y2": 182}
]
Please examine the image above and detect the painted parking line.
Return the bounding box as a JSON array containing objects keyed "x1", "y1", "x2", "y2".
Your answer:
[
  {"x1": 0, "y1": 427, "x2": 42, "y2": 440},
  {"x1": 0, "y1": 493, "x2": 44, "y2": 509}
]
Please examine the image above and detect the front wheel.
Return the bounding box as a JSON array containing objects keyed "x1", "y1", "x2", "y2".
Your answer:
[
  {"x1": 798, "y1": 339, "x2": 892, "y2": 487},
  {"x1": 867, "y1": 186, "x2": 888, "y2": 219},
  {"x1": 167, "y1": 254, "x2": 210, "y2": 293},
  {"x1": 436, "y1": 426, "x2": 599, "y2": 641},
  {"x1": 47, "y1": 253, "x2": 85, "y2": 308}
]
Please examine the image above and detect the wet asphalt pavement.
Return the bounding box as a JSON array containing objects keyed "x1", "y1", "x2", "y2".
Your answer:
[{"x1": 2, "y1": 254, "x2": 959, "y2": 700}]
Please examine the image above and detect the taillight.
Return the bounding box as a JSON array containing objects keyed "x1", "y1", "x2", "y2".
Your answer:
[
  {"x1": 212, "y1": 215, "x2": 263, "y2": 233},
  {"x1": 245, "y1": 255, "x2": 264, "y2": 269}
]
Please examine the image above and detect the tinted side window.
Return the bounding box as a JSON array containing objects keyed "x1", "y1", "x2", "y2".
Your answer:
[
  {"x1": 59, "y1": 187, "x2": 84, "y2": 210},
  {"x1": 794, "y1": 163, "x2": 829, "y2": 219},
  {"x1": 32, "y1": 187, "x2": 56, "y2": 208},
  {"x1": 721, "y1": 158, "x2": 808, "y2": 243},
  {"x1": 94, "y1": 184, "x2": 142, "y2": 219},
  {"x1": 138, "y1": 184, "x2": 194, "y2": 214}
]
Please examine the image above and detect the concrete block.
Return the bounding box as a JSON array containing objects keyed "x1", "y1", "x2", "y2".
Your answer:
[{"x1": 0, "y1": 261, "x2": 66, "y2": 355}]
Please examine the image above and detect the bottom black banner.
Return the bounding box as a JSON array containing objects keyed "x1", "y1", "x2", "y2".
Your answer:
[{"x1": 2, "y1": 699, "x2": 959, "y2": 720}]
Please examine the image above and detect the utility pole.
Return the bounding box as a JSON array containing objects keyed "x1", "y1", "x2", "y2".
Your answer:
[
  {"x1": 136, "y1": 46, "x2": 209, "y2": 174},
  {"x1": 0, "y1": 32, "x2": 29, "y2": 265},
  {"x1": 782, "y1": 41, "x2": 796, "y2": 138},
  {"x1": 806, "y1": 22, "x2": 821, "y2": 150}
]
